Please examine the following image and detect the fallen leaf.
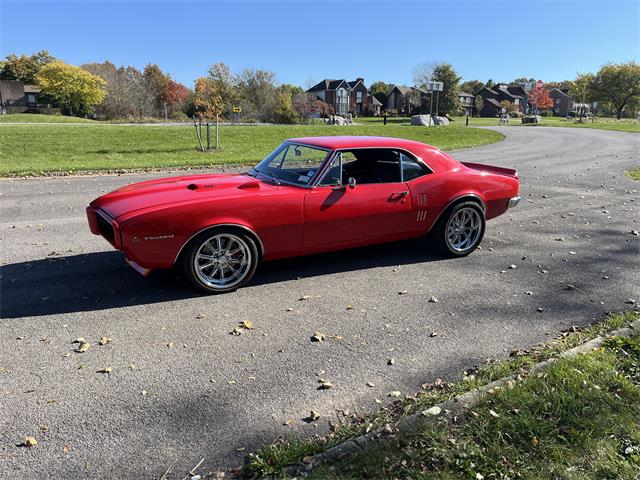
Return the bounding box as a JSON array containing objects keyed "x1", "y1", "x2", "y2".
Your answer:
[
  {"x1": 302, "y1": 455, "x2": 315, "y2": 464},
  {"x1": 283, "y1": 419, "x2": 295, "y2": 427},
  {"x1": 167, "y1": 342, "x2": 175, "y2": 348},
  {"x1": 387, "y1": 358, "x2": 395, "y2": 366},
  {"x1": 195, "y1": 314, "x2": 206, "y2": 319},
  {"x1": 429, "y1": 332, "x2": 439, "y2": 338},
  {"x1": 308, "y1": 410, "x2": 321, "y2": 421},
  {"x1": 310, "y1": 331, "x2": 325, "y2": 342},
  {"x1": 317, "y1": 379, "x2": 333, "y2": 390},
  {"x1": 24, "y1": 437, "x2": 37, "y2": 447},
  {"x1": 298, "y1": 295, "x2": 310, "y2": 301},
  {"x1": 398, "y1": 290, "x2": 408, "y2": 295},
  {"x1": 98, "y1": 336, "x2": 112, "y2": 346},
  {"x1": 489, "y1": 409, "x2": 499, "y2": 418},
  {"x1": 140, "y1": 390, "x2": 147, "y2": 396},
  {"x1": 428, "y1": 296, "x2": 439, "y2": 303},
  {"x1": 388, "y1": 390, "x2": 401, "y2": 397},
  {"x1": 96, "y1": 367, "x2": 112, "y2": 374},
  {"x1": 509, "y1": 264, "x2": 517, "y2": 269},
  {"x1": 285, "y1": 307, "x2": 294, "y2": 312},
  {"x1": 422, "y1": 406, "x2": 442, "y2": 416},
  {"x1": 346, "y1": 305, "x2": 354, "y2": 310},
  {"x1": 230, "y1": 328, "x2": 243, "y2": 336},
  {"x1": 75, "y1": 341, "x2": 91, "y2": 353},
  {"x1": 531, "y1": 435, "x2": 539, "y2": 447},
  {"x1": 366, "y1": 382, "x2": 375, "y2": 387},
  {"x1": 241, "y1": 320, "x2": 254, "y2": 330}
]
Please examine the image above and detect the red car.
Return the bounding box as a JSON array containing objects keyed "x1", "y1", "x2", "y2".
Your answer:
[{"x1": 87, "y1": 136, "x2": 520, "y2": 293}]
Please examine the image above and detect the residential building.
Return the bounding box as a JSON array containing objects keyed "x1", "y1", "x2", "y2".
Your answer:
[
  {"x1": 367, "y1": 95, "x2": 382, "y2": 116},
  {"x1": 458, "y1": 92, "x2": 475, "y2": 116},
  {"x1": 306, "y1": 78, "x2": 369, "y2": 116},
  {"x1": 549, "y1": 88, "x2": 574, "y2": 116},
  {"x1": 476, "y1": 83, "x2": 527, "y2": 117},
  {"x1": 0, "y1": 80, "x2": 49, "y2": 113},
  {"x1": 386, "y1": 85, "x2": 428, "y2": 114}
]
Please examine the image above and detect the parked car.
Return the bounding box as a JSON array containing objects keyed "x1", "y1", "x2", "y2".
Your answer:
[{"x1": 87, "y1": 136, "x2": 520, "y2": 293}]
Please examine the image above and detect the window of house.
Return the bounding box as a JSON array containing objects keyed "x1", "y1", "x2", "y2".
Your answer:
[
  {"x1": 514, "y1": 99, "x2": 520, "y2": 105},
  {"x1": 27, "y1": 94, "x2": 36, "y2": 105},
  {"x1": 356, "y1": 91, "x2": 362, "y2": 103}
]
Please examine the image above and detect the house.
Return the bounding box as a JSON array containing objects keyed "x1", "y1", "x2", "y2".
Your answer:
[
  {"x1": 0, "y1": 80, "x2": 49, "y2": 114},
  {"x1": 458, "y1": 92, "x2": 475, "y2": 116},
  {"x1": 549, "y1": 88, "x2": 574, "y2": 116},
  {"x1": 476, "y1": 83, "x2": 527, "y2": 117},
  {"x1": 386, "y1": 85, "x2": 428, "y2": 114},
  {"x1": 306, "y1": 78, "x2": 369, "y2": 116},
  {"x1": 367, "y1": 95, "x2": 382, "y2": 116}
]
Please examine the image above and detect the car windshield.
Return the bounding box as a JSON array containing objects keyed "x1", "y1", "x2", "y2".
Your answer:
[{"x1": 250, "y1": 142, "x2": 330, "y2": 187}]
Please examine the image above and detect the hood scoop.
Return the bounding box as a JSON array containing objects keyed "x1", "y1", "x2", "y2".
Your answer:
[{"x1": 237, "y1": 180, "x2": 260, "y2": 190}]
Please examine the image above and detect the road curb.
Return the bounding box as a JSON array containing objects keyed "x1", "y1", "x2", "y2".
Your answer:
[{"x1": 278, "y1": 319, "x2": 640, "y2": 478}]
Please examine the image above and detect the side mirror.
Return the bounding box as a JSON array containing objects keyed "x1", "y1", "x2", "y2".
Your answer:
[{"x1": 347, "y1": 177, "x2": 356, "y2": 189}]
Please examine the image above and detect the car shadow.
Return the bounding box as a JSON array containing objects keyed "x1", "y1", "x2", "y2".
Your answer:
[{"x1": 0, "y1": 239, "x2": 444, "y2": 319}]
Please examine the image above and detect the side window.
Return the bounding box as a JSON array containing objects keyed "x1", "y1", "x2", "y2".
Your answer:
[
  {"x1": 319, "y1": 154, "x2": 341, "y2": 186},
  {"x1": 401, "y1": 153, "x2": 429, "y2": 181}
]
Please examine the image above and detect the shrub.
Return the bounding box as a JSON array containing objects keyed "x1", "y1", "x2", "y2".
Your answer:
[
  {"x1": 170, "y1": 111, "x2": 189, "y2": 122},
  {"x1": 540, "y1": 109, "x2": 553, "y2": 117}
]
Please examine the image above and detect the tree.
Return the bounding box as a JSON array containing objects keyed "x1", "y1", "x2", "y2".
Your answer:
[
  {"x1": 412, "y1": 62, "x2": 437, "y2": 88},
  {"x1": 369, "y1": 81, "x2": 388, "y2": 107},
  {"x1": 572, "y1": 73, "x2": 595, "y2": 122},
  {"x1": 474, "y1": 95, "x2": 484, "y2": 117},
  {"x1": 273, "y1": 84, "x2": 301, "y2": 123},
  {"x1": 500, "y1": 100, "x2": 518, "y2": 114},
  {"x1": 207, "y1": 62, "x2": 238, "y2": 115},
  {"x1": 236, "y1": 68, "x2": 277, "y2": 121},
  {"x1": 36, "y1": 61, "x2": 106, "y2": 116},
  {"x1": 485, "y1": 78, "x2": 495, "y2": 88},
  {"x1": 509, "y1": 77, "x2": 535, "y2": 87},
  {"x1": 193, "y1": 77, "x2": 223, "y2": 150},
  {"x1": 143, "y1": 64, "x2": 171, "y2": 117},
  {"x1": 528, "y1": 87, "x2": 553, "y2": 113},
  {"x1": 0, "y1": 50, "x2": 56, "y2": 83},
  {"x1": 430, "y1": 63, "x2": 462, "y2": 116},
  {"x1": 460, "y1": 80, "x2": 484, "y2": 95},
  {"x1": 591, "y1": 61, "x2": 640, "y2": 119}
]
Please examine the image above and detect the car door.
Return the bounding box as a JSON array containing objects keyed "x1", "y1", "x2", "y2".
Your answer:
[{"x1": 303, "y1": 150, "x2": 413, "y2": 249}]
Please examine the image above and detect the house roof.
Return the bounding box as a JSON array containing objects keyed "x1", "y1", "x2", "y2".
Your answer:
[
  {"x1": 485, "y1": 98, "x2": 502, "y2": 108},
  {"x1": 307, "y1": 78, "x2": 365, "y2": 93},
  {"x1": 390, "y1": 85, "x2": 428, "y2": 96},
  {"x1": 368, "y1": 95, "x2": 382, "y2": 105},
  {"x1": 459, "y1": 92, "x2": 474, "y2": 98},
  {"x1": 550, "y1": 88, "x2": 570, "y2": 98},
  {"x1": 24, "y1": 85, "x2": 41, "y2": 93}
]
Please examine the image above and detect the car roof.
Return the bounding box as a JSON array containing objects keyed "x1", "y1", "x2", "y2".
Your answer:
[
  {"x1": 285, "y1": 136, "x2": 459, "y2": 172},
  {"x1": 286, "y1": 136, "x2": 434, "y2": 151}
]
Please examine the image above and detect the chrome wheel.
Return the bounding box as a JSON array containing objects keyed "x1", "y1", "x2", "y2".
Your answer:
[
  {"x1": 193, "y1": 233, "x2": 252, "y2": 289},
  {"x1": 446, "y1": 207, "x2": 482, "y2": 253}
]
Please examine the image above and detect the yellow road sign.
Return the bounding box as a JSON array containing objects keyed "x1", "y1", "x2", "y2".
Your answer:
[{"x1": 232, "y1": 106, "x2": 242, "y2": 113}]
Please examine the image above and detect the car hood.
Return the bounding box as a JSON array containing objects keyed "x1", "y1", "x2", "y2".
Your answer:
[{"x1": 90, "y1": 173, "x2": 274, "y2": 219}]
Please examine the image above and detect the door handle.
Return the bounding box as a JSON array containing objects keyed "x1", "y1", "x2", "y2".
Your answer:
[{"x1": 392, "y1": 191, "x2": 408, "y2": 197}]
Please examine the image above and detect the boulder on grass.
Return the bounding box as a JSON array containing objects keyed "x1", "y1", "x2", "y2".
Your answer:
[
  {"x1": 522, "y1": 115, "x2": 542, "y2": 124},
  {"x1": 410, "y1": 114, "x2": 433, "y2": 126},
  {"x1": 433, "y1": 116, "x2": 449, "y2": 126},
  {"x1": 326, "y1": 115, "x2": 348, "y2": 125}
]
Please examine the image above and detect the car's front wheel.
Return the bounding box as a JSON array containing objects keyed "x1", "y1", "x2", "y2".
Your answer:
[
  {"x1": 431, "y1": 201, "x2": 485, "y2": 257},
  {"x1": 181, "y1": 228, "x2": 259, "y2": 293}
]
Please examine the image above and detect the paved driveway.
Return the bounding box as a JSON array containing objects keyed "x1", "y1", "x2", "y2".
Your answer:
[{"x1": 1, "y1": 127, "x2": 638, "y2": 479}]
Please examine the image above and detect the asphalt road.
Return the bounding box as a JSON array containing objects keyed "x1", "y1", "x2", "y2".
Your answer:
[{"x1": 1, "y1": 127, "x2": 639, "y2": 479}]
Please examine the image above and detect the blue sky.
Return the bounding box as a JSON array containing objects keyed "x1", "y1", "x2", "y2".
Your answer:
[{"x1": 1, "y1": 0, "x2": 638, "y2": 88}]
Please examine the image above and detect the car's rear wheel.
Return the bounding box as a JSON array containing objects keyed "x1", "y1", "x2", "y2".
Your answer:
[
  {"x1": 181, "y1": 229, "x2": 259, "y2": 293},
  {"x1": 431, "y1": 201, "x2": 485, "y2": 257}
]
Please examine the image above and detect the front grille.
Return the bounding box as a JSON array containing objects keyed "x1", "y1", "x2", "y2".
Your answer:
[{"x1": 96, "y1": 213, "x2": 115, "y2": 245}]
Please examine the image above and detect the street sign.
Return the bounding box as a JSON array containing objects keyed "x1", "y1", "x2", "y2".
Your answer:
[
  {"x1": 524, "y1": 82, "x2": 532, "y2": 93},
  {"x1": 536, "y1": 80, "x2": 543, "y2": 91},
  {"x1": 232, "y1": 106, "x2": 242, "y2": 113},
  {"x1": 425, "y1": 81, "x2": 443, "y2": 92}
]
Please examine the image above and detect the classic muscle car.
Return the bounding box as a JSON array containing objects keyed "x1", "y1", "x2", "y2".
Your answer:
[{"x1": 87, "y1": 136, "x2": 520, "y2": 293}]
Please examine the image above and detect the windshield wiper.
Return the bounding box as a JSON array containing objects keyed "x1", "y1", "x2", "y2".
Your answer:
[{"x1": 256, "y1": 170, "x2": 281, "y2": 185}]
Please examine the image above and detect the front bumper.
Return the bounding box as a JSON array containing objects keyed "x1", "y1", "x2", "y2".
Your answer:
[{"x1": 508, "y1": 196, "x2": 521, "y2": 209}]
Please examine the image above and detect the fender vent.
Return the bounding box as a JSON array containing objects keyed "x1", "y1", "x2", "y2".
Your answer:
[
  {"x1": 417, "y1": 193, "x2": 428, "y2": 206},
  {"x1": 416, "y1": 210, "x2": 428, "y2": 222}
]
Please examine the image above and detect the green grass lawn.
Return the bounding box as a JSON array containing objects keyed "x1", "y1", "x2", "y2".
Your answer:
[
  {"x1": 307, "y1": 330, "x2": 640, "y2": 480},
  {"x1": 626, "y1": 168, "x2": 640, "y2": 181},
  {"x1": 358, "y1": 115, "x2": 640, "y2": 132},
  {"x1": 0, "y1": 113, "x2": 97, "y2": 124},
  {"x1": 0, "y1": 123, "x2": 502, "y2": 176},
  {"x1": 245, "y1": 311, "x2": 640, "y2": 479}
]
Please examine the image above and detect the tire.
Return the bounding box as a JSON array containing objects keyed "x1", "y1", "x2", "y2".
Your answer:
[
  {"x1": 181, "y1": 228, "x2": 259, "y2": 293},
  {"x1": 430, "y1": 201, "x2": 485, "y2": 257}
]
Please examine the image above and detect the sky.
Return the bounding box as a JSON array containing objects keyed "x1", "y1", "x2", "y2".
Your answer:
[{"x1": 1, "y1": 0, "x2": 638, "y2": 89}]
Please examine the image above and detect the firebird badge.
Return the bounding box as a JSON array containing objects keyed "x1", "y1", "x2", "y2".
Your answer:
[{"x1": 144, "y1": 234, "x2": 174, "y2": 241}]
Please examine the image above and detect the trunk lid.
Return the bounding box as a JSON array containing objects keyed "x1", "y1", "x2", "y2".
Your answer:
[{"x1": 461, "y1": 161, "x2": 518, "y2": 178}]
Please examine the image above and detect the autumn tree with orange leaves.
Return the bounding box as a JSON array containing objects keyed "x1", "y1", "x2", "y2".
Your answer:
[
  {"x1": 528, "y1": 87, "x2": 553, "y2": 113},
  {"x1": 193, "y1": 77, "x2": 223, "y2": 151}
]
